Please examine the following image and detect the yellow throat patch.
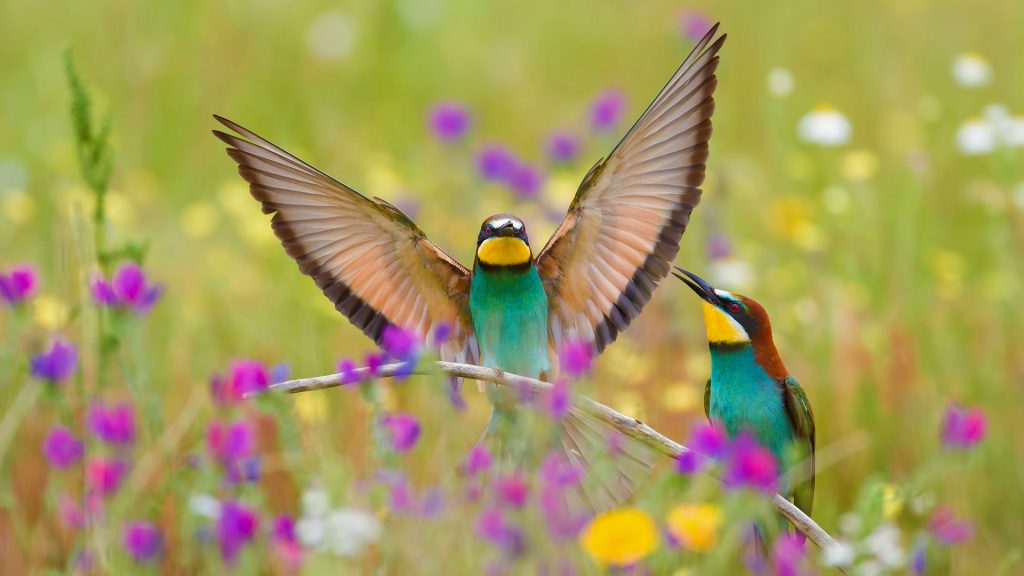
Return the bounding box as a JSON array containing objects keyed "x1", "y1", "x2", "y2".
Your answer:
[
  {"x1": 702, "y1": 301, "x2": 750, "y2": 344},
  {"x1": 477, "y1": 237, "x2": 532, "y2": 266}
]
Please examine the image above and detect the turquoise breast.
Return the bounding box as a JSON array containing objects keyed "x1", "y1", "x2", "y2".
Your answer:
[{"x1": 469, "y1": 265, "x2": 551, "y2": 380}]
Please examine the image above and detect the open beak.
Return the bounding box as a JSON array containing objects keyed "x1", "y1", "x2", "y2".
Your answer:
[{"x1": 672, "y1": 267, "x2": 721, "y2": 306}]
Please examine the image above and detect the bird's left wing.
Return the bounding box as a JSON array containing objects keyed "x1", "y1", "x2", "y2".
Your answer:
[
  {"x1": 535, "y1": 26, "x2": 725, "y2": 355},
  {"x1": 213, "y1": 116, "x2": 477, "y2": 366},
  {"x1": 782, "y1": 375, "x2": 816, "y2": 515}
]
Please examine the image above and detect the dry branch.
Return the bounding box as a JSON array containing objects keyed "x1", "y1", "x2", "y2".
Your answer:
[{"x1": 260, "y1": 360, "x2": 845, "y2": 558}]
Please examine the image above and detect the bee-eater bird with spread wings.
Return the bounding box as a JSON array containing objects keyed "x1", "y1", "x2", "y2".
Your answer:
[
  {"x1": 214, "y1": 26, "x2": 725, "y2": 510},
  {"x1": 673, "y1": 268, "x2": 816, "y2": 516}
]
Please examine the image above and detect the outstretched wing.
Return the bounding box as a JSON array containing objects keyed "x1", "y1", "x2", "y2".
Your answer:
[
  {"x1": 783, "y1": 375, "x2": 816, "y2": 516},
  {"x1": 213, "y1": 116, "x2": 478, "y2": 366},
  {"x1": 535, "y1": 25, "x2": 725, "y2": 356}
]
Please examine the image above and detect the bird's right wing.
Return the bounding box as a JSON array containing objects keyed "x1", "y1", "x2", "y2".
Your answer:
[
  {"x1": 213, "y1": 116, "x2": 478, "y2": 366},
  {"x1": 783, "y1": 375, "x2": 816, "y2": 516}
]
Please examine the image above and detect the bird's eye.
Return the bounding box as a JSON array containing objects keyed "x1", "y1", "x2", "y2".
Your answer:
[{"x1": 726, "y1": 302, "x2": 742, "y2": 313}]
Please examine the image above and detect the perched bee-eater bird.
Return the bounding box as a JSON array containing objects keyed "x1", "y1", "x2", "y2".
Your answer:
[
  {"x1": 214, "y1": 26, "x2": 725, "y2": 509},
  {"x1": 673, "y1": 267, "x2": 815, "y2": 515}
]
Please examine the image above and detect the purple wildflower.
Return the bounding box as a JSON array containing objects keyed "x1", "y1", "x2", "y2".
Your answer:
[
  {"x1": 271, "y1": 515, "x2": 303, "y2": 569},
  {"x1": 122, "y1": 521, "x2": 162, "y2": 563},
  {"x1": 546, "y1": 380, "x2": 571, "y2": 420},
  {"x1": 269, "y1": 362, "x2": 291, "y2": 384},
  {"x1": 690, "y1": 421, "x2": 730, "y2": 458},
  {"x1": 42, "y1": 426, "x2": 84, "y2": 469},
  {"x1": 477, "y1": 144, "x2": 518, "y2": 182},
  {"x1": 722, "y1": 432, "x2": 779, "y2": 493},
  {"x1": 87, "y1": 458, "x2": 128, "y2": 497},
  {"x1": 538, "y1": 485, "x2": 588, "y2": 540},
  {"x1": 545, "y1": 131, "x2": 580, "y2": 164},
  {"x1": 379, "y1": 412, "x2": 421, "y2": 453},
  {"x1": 677, "y1": 10, "x2": 713, "y2": 42},
  {"x1": 676, "y1": 450, "x2": 705, "y2": 475},
  {"x1": 229, "y1": 360, "x2": 270, "y2": 399},
  {"x1": 30, "y1": 339, "x2": 78, "y2": 383},
  {"x1": 217, "y1": 500, "x2": 260, "y2": 566},
  {"x1": 432, "y1": 322, "x2": 452, "y2": 347},
  {"x1": 381, "y1": 325, "x2": 421, "y2": 361},
  {"x1": 772, "y1": 532, "x2": 808, "y2": 576},
  {"x1": 365, "y1": 352, "x2": 385, "y2": 377},
  {"x1": 58, "y1": 495, "x2": 85, "y2": 529},
  {"x1": 707, "y1": 231, "x2": 733, "y2": 260},
  {"x1": 207, "y1": 419, "x2": 255, "y2": 465},
  {"x1": 940, "y1": 403, "x2": 987, "y2": 450},
  {"x1": 461, "y1": 445, "x2": 493, "y2": 477},
  {"x1": 226, "y1": 456, "x2": 263, "y2": 485},
  {"x1": 428, "y1": 101, "x2": 471, "y2": 143},
  {"x1": 495, "y1": 474, "x2": 530, "y2": 508},
  {"x1": 91, "y1": 263, "x2": 162, "y2": 313},
  {"x1": 338, "y1": 358, "x2": 360, "y2": 385},
  {"x1": 476, "y1": 507, "x2": 525, "y2": 557},
  {"x1": 508, "y1": 163, "x2": 543, "y2": 199},
  {"x1": 0, "y1": 264, "x2": 38, "y2": 305},
  {"x1": 540, "y1": 452, "x2": 584, "y2": 488},
  {"x1": 911, "y1": 541, "x2": 927, "y2": 575},
  {"x1": 929, "y1": 505, "x2": 974, "y2": 545},
  {"x1": 590, "y1": 89, "x2": 627, "y2": 132},
  {"x1": 558, "y1": 340, "x2": 593, "y2": 378},
  {"x1": 88, "y1": 401, "x2": 136, "y2": 446}
]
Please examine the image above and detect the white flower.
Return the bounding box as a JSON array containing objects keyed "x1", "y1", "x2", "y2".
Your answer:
[
  {"x1": 302, "y1": 487, "x2": 331, "y2": 518},
  {"x1": 839, "y1": 513, "x2": 863, "y2": 536},
  {"x1": 709, "y1": 258, "x2": 754, "y2": 290},
  {"x1": 956, "y1": 118, "x2": 997, "y2": 155},
  {"x1": 1004, "y1": 116, "x2": 1024, "y2": 147},
  {"x1": 865, "y1": 523, "x2": 906, "y2": 569},
  {"x1": 307, "y1": 11, "x2": 356, "y2": 60},
  {"x1": 767, "y1": 67, "x2": 794, "y2": 97},
  {"x1": 855, "y1": 559, "x2": 884, "y2": 576},
  {"x1": 798, "y1": 106, "x2": 852, "y2": 146},
  {"x1": 296, "y1": 517, "x2": 326, "y2": 548},
  {"x1": 187, "y1": 493, "x2": 221, "y2": 519},
  {"x1": 823, "y1": 539, "x2": 857, "y2": 567},
  {"x1": 952, "y1": 52, "x2": 992, "y2": 88},
  {"x1": 325, "y1": 509, "x2": 382, "y2": 557}
]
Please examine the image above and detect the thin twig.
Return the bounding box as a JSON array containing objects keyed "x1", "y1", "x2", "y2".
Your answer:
[{"x1": 258, "y1": 360, "x2": 846, "y2": 558}]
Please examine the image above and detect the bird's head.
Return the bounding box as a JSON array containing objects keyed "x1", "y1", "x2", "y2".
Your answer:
[
  {"x1": 673, "y1": 267, "x2": 774, "y2": 346},
  {"x1": 476, "y1": 214, "x2": 532, "y2": 268}
]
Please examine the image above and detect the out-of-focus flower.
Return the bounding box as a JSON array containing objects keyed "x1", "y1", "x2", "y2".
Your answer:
[
  {"x1": 294, "y1": 393, "x2": 328, "y2": 424},
  {"x1": 381, "y1": 325, "x2": 421, "y2": 361},
  {"x1": 1004, "y1": 115, "x2": 1024, "y2": 147},
  {"x1": 122, "y1": 521, "x2": 162, "y2": 563},
  {"x1": 58, "y1": 495, "x2": 85, "y2": 529},
  {"x1": 188, "y1": 493, "x2": 222, "y2": 519},
  {"x1": 509, "y1": 163, "x2": 543, "y2": 199},
  {"x1": 882, "y1": 483, "x2": 904, "y2": 520},
  {"x1": 461, "y1": 445, "x2": 492, "y2": 477},
  {"x1": 91, "y1": 263, "x2": 162, "y2": 313},
  {"x1": 207, "y1": 419, "x2": 255, "y2": 466},
  {"x1": 558, "y1": 340, "x2": 593, "y2": 378},
  {"x1": 590, "y1": 89, "x2": 627, "y2": 132},
  {"x1": 677, "y1": 10, "x2": 713, "y2": 42},
  {"x1": 956, "y1": 118, "x2": 997, "y2": 155},
  {"x1": 767, "y1": 67, "x2": 794, "y2": 97},
  {"x1": 707, "y1": 231, "x2": 732, "y2": 260},
  {"x1": 0, "y1": 263, "x2": 38, "y2": 305},
  {"x1": 822, "y1": 540, "x2": 856, "y2": 568},
  {"x1": 212, "y1": 360, "x2": 271, "y2": 403},
  {"x1": 476, "y1": 507, "x2": 525, "y2": 557},
  {"x1": 666, "y1": 503, "x2": 721, "y2": 551},
  {"x1": 298, "y1": 505, "x2": 382, "y2": 557},
  {"x1": 428, "y1": 101, "x2": 471, "y2": 143},
  {"x1": 940, "y1": 403, "x2": 987, "y2": 450},
  {"x1": 217, "y1": 500, "x2": 260, "y2": 566},
  {"x1": 87, "y1": 458, "x2": 128, "y2": 497},
  {"x1": 88, "y1": 401, "x2": 136, "y2": 446},
  {"x1": 432, "y1": 322, "x2": 452, "y2": 347},
  {"x1": 709, "y1": 259, "x2": 755, "y2": 291},
  {"x1": 722, "y1": 432, "x2": 778, "y2": 493},
  {"x1": 773, "y1": 532, "x2": 809, "y2": 576},
  {"x1": 379, "y1": 412, "x2": 421, "y2": 452},
  {"x1": 269, "y1": 362, "x2": 290, "y2": 384},
  {"x1": 929, "y1": 505, "x2": 974, "y2": 545},
  {"x1": 579, "y1": 507, "x2": 658, "y2": 567},
  {"x1": 306, "y1": 11, "x2": 356, "y2": 61},
  {"x1": 677, "y1": 421, "x2": 730, "y2": 474},
  {"x1": 338, "y1": 358, "x2": 360, "y2": 385},
  {"x1": 31, "y1": 339, "x2": 78, "y2": 383},
  {"x1": 952, "y1": 52, "x2": 992, "y2": 88},
  {"x1": 841, "y1": 149, "x2": 879, "y2": 181},
  {"x1": 865, "y1": 523, "x2": 906, "y2": 568},
  {"x1": 365, "y1": 352, "x2": 385, "y2": 377},
  {"x1": 43, "y1": 426, "x2": 84, "y2": 469},
  {"x1": 495, "y1": 474, "x2": 530, "y2": 508},
  {"x1": 272, "y1": 515, "x2": 304, "y2": 569},
  {"x1": 545, "y1": 131, "x2": 580, "y2": 164},
  {"x1": 547, "y1": 380, "x2": 571, "y2": 420},
  {"x1": 798, "y1": 105, "x2": 852, "y2": 146},
  {"x1": 540, "y1": 452, "x2": 583, "y2": 488},
  {"x1": 477, "y1": 144, "x2": 518, "y2": 182}
]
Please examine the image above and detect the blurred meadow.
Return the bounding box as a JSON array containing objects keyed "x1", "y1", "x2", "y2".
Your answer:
[{"x1": 2, "y1": 0, "x2": 1023, "y2": 574}]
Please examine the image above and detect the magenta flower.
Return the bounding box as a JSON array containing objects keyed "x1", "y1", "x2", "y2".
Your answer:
[
  {"x1": 381, "y1": 325, "x2": 421, "y2": 361},
  {"x1": 723, "y1": 432, "x2": 779, "y2": 493},
  {"x1": 88, "y1": 401, "x2": 136, "y2": 446},
  {"x1": 476, "y1": 507, "x2": 525, "y2": 557},
  {"x1": 538, "y1": 484, "x2": 588, "y2": 541},
  {"x1": 365, "y1": 352, "x2": 385, "y2": 377},
  {"x1": 461, "y1": 445, "x2": 493, "y2": 477},
  {"x1": 122, "y1": 521, "x2": 162, "y2": 563},
  {"x1": 207, "y1": 419, "x2": 255, "y2": 465},
  {"x1": 508, "y1": 163, "x2": 543, "y2": 199},
  {"x1": 0, "y1": 264, "x2": 38, "y2": 305},
  {"x1": 432, "y1": 323, "x2": 452, "y2": 347},
  {"x1": 86, "y1": 458, "x2": 128, "y2": 497},
  {"x1": 677, "y1": 10, "x2": 713, "y2": 42},
  {"x1": 558, "y1": 340, "x2": 593, "y2": 378},
  {"x1": 271, "y1": 515, "x2": 303, "y2": 569},
  {"x1": 929, "y1": 505, "x2": 974, "y2": 545},
  {"x1": 43, "y1": 426, "x2": 84, "y2": 469},
  {"x1": 545, "y1": 131, "x2": 580, "y2": 164},
  {"x1": 495, "y1": 474, "x2": 530, "y2": 508},
  {"x1": 212, "y1": 360, "x2": 270, "y2": 403},
  {"x1": 477, "y1": 144, "x2": 518, "y2": 182},
  {"x1": 217, "y1": 500, "x2": 260, "y2": 566},
  {"x1": 546, "y1": 380, "x2": 571, "y2": 420},
  {"x1": 338, "y1": 358, "x2": 360, "y2": 385},
  {"x1": 772, "y1": 532, "x2": 808, "y2": 576},
  {"x1": 428, "y1": 101, "x2": 471, "y2": 142},
  {"x1": 940, "y1": 403, "x2": 987, "y2": 450},
  {"x1": 379, "y1": 412, "x2": 421, "y2": 453},
  {"x1": 590, "y1": 89, "x2": 627, "y2": 131},
  {"x1": 707, "y1": 231, "x2": 733, "y2": 260},
  {"x1": 540, "y1": 452, "x2": 583, "y2": 488},
  {"x1": 58, "y1": 495, "x2": 85, "y2": 529},
  {"x1": 91, "y1": 262, "x2": 162, "y2": 313},
  {"x1": 30, "y1": 339, "x2": 78, "y2": 383}
]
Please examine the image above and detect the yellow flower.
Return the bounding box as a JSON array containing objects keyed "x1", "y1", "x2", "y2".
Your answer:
[
  {"x1": 580, "y1": 507, "x2": 658, "y2": 567},
  {"x1": 33, "y1": 295, "x2": 68, "y2": 330},
  {"x1": 841, "y1": 150, "x2": 879, "y2": 182},
  {"x1": 666, "y1": 503, "x2": 722, "y2": 552},
  {"x1": 882, "y1": 484, "x2": 903, "y2": 520},
  {"x1": 2, "y1": 190, "x2": 35, "y2": 224},
  {"x1": 294, "y1": 392, "x2": 328, "y2": 424}
]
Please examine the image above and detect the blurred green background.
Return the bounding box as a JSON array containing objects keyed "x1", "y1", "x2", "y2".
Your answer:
[{"x1": 2, "y1": 0, "x2": 1023, "y2": 572}]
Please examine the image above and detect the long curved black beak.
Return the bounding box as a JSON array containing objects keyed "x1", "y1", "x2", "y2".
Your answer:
[{"x1": 672, "y1": 266, "x2": 721, "y2": 306}]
